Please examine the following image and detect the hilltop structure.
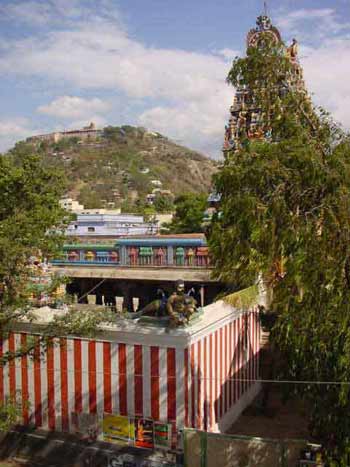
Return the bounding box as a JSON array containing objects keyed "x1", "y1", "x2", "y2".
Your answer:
[
  {"x1": 223, "y1": 13, "x2": 307, "y2": 156},
  {"x1": 27, "y1": 122, "x2": 102, "y2": 144}
]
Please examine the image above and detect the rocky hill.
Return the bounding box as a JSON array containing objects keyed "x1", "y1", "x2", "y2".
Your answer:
[{"x1": 14, "y1": 125, "x2": 218, "y2": 211}]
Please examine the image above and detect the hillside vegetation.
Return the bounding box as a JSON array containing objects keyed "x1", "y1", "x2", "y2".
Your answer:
[{"x1": 11, "y1": 126, "x2": 217, "y2": 211}]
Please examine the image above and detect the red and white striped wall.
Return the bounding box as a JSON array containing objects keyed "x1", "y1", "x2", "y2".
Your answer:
[
  {"x1": 184, "y1": 309, "x2": 261, "y2": 432},
  {"x1": 0, "y1": 304, "x2": 260, "y2": 436}
]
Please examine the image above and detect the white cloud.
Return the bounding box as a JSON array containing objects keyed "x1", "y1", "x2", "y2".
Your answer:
[
  {"x1": 139, "y1": 88, "x2": 232, "y2": 157},
  {"x1": 37, "y1": 96, "x2": 111, "y2": 119},
  {"x1": 216, "y1": 48, "x2": 240, "y2": 61},
  {"x1": 0, "y1": 1, "x2": 233, "y2": 157},
  {"x1": 0, "y1": 25, "x2": 230, "y2": 103},
  {"x1": 2, "y1": 1, "x2": 350, "y2": 158},
  {"x1": 0, "y1": 0, "x2": 121, "y2": 27},
  {"x1": 301, "y1": 39, "x2": 350, "y2": 128},
  {"x1": 276, "y1": 8, "x2": 350, "y2": 40},
  {"x1": 0, "y1": 118, "x2": 37, "y2": 153}
]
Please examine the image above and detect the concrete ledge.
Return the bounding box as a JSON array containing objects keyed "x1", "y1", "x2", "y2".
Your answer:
[{"x1": 52, "y1": 265, "x2": 217, "y2": 282}]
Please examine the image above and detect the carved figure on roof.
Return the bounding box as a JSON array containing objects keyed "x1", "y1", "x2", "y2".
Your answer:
[
  {"x1": 166, "y1": 279, "x2": 197, "y2": 327},
  {"x1": 224, "y1": 124, "x2": 231, "y2": 142},
  {"x1": 138, "y1": 288, "x2": 168, "y2": 317},
  {"x1": 256, "y1": 14, "x2": 272, "y2": 31},
  {"x1": 247, "y1": 14, "x2": 282, "y2": 48},
  {"x1": 287, "y1": 38, "x2": 298, "y2": 61}
]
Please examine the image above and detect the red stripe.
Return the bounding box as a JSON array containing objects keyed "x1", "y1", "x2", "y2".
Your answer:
[
  {"x1": 150, "y1": 346, "x2": 159, "y2": 420},
  {"x1": 103, "y1": 342, "x2": 112, "y2": 413},
  {"x1": 0, "y1": 339, "x2": 4, "y2": 404},
  {"x1": 203, "y1": 337, "x2": 207, "y2": 430},
  {"x1": 184, "y1": 348, "x2": 189, "y2": 426},
  {"x1": 47, "y1": 339, "x2": 55, "y2": 430},
  {"x1": 74, "y1": 340, "x2": 82, "y2": 413},
  {"x1": 118, "y1": 343, "x2": 127, "y2": 416},
  {"x1": 214, "y1": 330, "x2": 218, "y2": 421},
  {"x1": 88, "y1": 341, "x2": 97, "y2": 413},
  {"x1": 8, "y1": 333, "x2": 15, "y2": 398},
  {"x1": 209, "y1": 334, "x2": 213, "y2": 429},
  {"x1": 167, "y1": 348, "x2": 176, "y2": 422},
  {"x1": 60, "y1": 338, "x2": 69, "y2": 431},
  {"x1": 197, "y1": 341, "x2": 202, "y2": 429},
  {"x1": 190, "y1": 344, "x2": 195, "y2": 428},
  {"x1": 21, "y1": 334, "x2": 29, "y2": 424},
  {"x1": 134, "y1": 345, "x2": 143, "y2": 416},
  {"x1": 225, "y1": 325, "x2": 228, "y2": 414},
  {"x1": 33, "y1": 337, "x2": 42, "y2": 426}
]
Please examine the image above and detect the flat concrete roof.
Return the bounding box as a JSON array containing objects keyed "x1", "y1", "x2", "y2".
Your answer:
[{"x1": 15, "y1": 300, "x2": 244, "y2": 348}]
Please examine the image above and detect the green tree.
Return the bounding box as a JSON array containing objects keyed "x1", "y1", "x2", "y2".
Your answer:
[
  {"x1": 163, "y1": 193, "x2": 207, "y2": 233},
  {"x1": 0, "y1": 152, "x2": 111, "y2": 428},
  {"x1": 209, "y1": 37, "x2": 350, "y2": 458},
  {"x1": 153, "y1": 194, "x2": 174, "y2": 213},
  {"x1": 103, "y1": 125, "x2": 124, "y2": 142},
  {"x1": 78, "y1": 185, "x2": 102, "y2": 208}
]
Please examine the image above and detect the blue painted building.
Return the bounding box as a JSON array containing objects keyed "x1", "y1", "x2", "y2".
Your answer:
[{"x1": 54, "y1": 234, "x2": 210, "y2": 268}]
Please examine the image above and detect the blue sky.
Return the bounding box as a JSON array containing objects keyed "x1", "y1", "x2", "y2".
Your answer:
[{"x1": 1, "y1": 0, "x2": 350, "y2": 157}]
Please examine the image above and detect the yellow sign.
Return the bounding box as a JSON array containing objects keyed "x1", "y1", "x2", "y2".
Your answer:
[{"x1": 102, "y1": 414, "x2": 134, "y2": 443}]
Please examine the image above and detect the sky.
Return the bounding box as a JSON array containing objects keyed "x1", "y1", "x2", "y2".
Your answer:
[{"x1": 1, "y1": 0, "x2": 350, "y2": 158}]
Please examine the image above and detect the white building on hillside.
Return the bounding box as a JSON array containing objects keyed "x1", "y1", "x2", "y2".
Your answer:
[{"x1": 66, "y1": 213, "x2": 158, "y2": 238}]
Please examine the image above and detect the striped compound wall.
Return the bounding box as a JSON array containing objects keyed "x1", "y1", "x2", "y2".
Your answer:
[{"x1": 0, "y1": 301, "x2": 261, "y2": 438}]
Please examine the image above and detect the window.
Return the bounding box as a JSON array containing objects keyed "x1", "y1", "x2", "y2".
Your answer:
[{"x1": 88, "y1": 227, "x2": 95, "y2": 232}]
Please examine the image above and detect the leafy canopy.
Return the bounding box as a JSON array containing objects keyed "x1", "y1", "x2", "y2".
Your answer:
[
  {"x1": 0, "y1": 152, "x2": 113, "y2": 427},
  {"x1": 209, "y1": 37, "x2": 350, "y2": 456},
  {"x1": 163, "y1": 193, "x2": 207, "y2": 233}
]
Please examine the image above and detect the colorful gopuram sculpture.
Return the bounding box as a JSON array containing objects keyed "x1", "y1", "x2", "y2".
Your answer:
[{"x1": 223, "y1": 13, "x2": 307, "y2": 156}]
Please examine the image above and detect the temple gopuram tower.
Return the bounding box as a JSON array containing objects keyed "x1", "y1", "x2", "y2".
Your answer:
[{"x1": 223, "y1": 12, "x2": 307, "y2": 156}]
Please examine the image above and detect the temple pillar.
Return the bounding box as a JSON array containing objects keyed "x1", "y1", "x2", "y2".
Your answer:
[
  {"x1": 200, "y1": 284, "x2": 205, "y2": 307},
  {"x1": 120, "y1": 284, "x2": 134, "y2": 312},
  {"x1": 78, "y1": 280, "x2": 89, "y2": 304},
  {"x1": 167, "y1": 246, "x2": 174, "y2": 265},
  {"x1": 138, "y1": 296, "x2": 148, "y2": 310},
  {"x1": 96, "y1": 293, "x2": 103, "y2": 305}
]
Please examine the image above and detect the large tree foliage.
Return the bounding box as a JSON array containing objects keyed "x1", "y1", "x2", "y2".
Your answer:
[
  {"x1": 0, "y1": 153, "x2": 68, "y2": 315},
  {"x1": 209, "y1": 38, "x2": 350, "y2": 457},
  {"x1": 0, "y1": 152, "x2": 111, "y2": 426},
  {"x1": 163, "y1": 193, "x2": 207, "y2": 233}
]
